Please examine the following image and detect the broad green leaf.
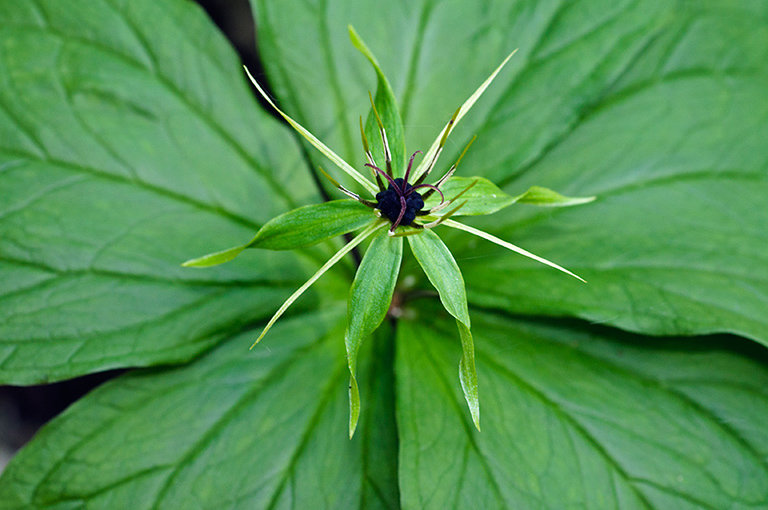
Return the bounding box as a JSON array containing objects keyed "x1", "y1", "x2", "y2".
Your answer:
[
  {"x1": 254, "y1": 0, "x2": 768, "y2": 344},
  {"x1": 183, "y1": 199, "x2": 374, "y2": 266},
  {"x1": 0, "y1": 310, "x2": 400, "y2": 509},
  {"x1": 345, "y1": 229, "x2": 403, "y2": 437},
  {"x1": 350, "y1": 26, "x2": 406, "y2": 178},
  {"x1": 396, "y1": 306, "x2": 768, "y2": 509},
  {"x1": 3, "y1": 0, "x2": 768, "y2": 508},
  {"x1": 0, "y1": 0, "x2": 325, "y2": 384},
  {"x1": 407, "y1": 229, "x2": 478, "y2": 429}
]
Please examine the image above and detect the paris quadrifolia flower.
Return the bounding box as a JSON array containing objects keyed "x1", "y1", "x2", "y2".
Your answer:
[{"x1": 184, "y1": 27, "x2": 594, "y2": 438}]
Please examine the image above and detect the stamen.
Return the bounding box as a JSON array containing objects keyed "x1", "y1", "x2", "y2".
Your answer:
[
  {"x1": 414, "y1": 106, "x2": 460, "y2": 185},
  {"x1": 388, "y1": 225, "x2": 424, "y2": 237},
  {"x1": 390, "y1": 195, "x2": 408, "y2": 232},
  {"x1": 409, "y1": 183, "x2": 444, "y2": 204},
  {"x1": 360, "y1": 116, "x2": 384, "y2": 191},
  {"x1": 402, "y1": 150, "x2": 421, "y2": 186},
  {"x1": 318, "y1": 167, "x2": 377, "y2": 207},
  {"x1": 420, "y1": 167, "x2": 454, "y2": 200},
  {"x1": 420, "y1": 134, "x2": 476, "y2": 199},
  {"x1": 369, "y1": 92, "x2": 392, "y2": 177},
  {"x1": 429, "y1": 179, "x2": 477, "y2": 214},
  {"x1": 366, "y1": 163, "x2": 400, "y2": 193},
  {"x1": 421, "y1": 200, "x2": 467, "y2": 229}
]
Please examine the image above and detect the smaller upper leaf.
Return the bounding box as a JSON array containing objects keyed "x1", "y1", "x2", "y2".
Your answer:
[
  {"x1": 183, "y1": 200, "x2": 374, "y2": 267},
  {"x1": 247, "y1": 199, "x2": 373, "y2": 250},
  {"x1": 424, "y1": 176, "x2": 515, "y2": 216},
  {"x1": 423, "y1": 178, "x2": 595, "y2": 217},
  {"x1": 350, "y1": 26, "x2": 406, "y2": 177},
  {"x1": 345, "y1": 229, "x2": 403, "y2": 437},
  {"x1": 514, "y1": 186, "x2": 596, "y2": 207}
]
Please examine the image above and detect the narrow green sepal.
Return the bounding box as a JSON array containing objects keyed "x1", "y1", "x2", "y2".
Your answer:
[
  {"x1": 244, "y1": 66, "x2": 377, "y2": 195},
  {"x1": 349, "y1": 26, "x2": 406, "y2": 176},
  {"x1": 514, "y1": 186, "x2": 596, "y2": 207},
  {"x1": 345, "y1": 229, "x2": 403, "y2": 437},
  {"x1": 412, "y1": 49, "x2": 518, "y2": 182},
  {"x1": 252, "y1": 222, "x2": 384, "y2": 348},
  {"x1": 444, "y1": 219, "x2": 586, "y2": 282}
]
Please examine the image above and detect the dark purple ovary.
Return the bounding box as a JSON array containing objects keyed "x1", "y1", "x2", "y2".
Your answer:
[{"x1": 375, "y1": 178, "x2": 424, "y2": 226}]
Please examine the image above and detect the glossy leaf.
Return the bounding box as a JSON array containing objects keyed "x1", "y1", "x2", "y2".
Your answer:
[
  {"x1": 0, "y1": 0, "x2": 319, "y2": 384},
  {"x1": 0, "y1": 310, "x2": 400, "y2": 509},
  {"x1": 407, "y1": 229, "x2": 479, "y2": 429},
  {"x1": 2, "y1": 0, "x2": 768, "y2": 507},
  {"x1": 345, "y1": 229, "x2": 403, "y2": 437},
  {"x1": 183, "y1": 199, "x2": 374, "y2": 267},
  {"x1": 397, "y1": 306, "x2": 768, "y2": 509}
]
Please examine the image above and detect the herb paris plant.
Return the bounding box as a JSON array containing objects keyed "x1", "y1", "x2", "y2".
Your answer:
[{"x1": 184, "y1": 27, "x2": 594, "y2": 437}]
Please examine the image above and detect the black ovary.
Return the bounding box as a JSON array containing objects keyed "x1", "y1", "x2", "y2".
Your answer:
[{"x1": 375, "y1": 178, "x2": 424, "y2": 226}]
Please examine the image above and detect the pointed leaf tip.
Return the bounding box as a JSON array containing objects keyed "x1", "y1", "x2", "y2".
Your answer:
[
  {"x1": 182, "y1": 245, "x2": 246, "y2": 267},
  {"x1": 444, "y1": 219, "x2": 587, "y2": 283},
  {"x1": 349, "y1": 375, "x2": 360, "y2": 438},
  {"x1": 412, "y1": 48, "x2": 518, "y2": 182},
  {"x1": 515, "y1": 186, "x2": 596, "y2": 207}
]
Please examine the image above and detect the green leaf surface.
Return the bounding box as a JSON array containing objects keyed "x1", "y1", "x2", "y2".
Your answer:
[
  {"x1": 0, "y1": 0, "x2": 326, "y2": 384},
  {"x1": 253, "y1": 0, "x2": 768, "y2": 344},
  {"x1": 345, "y1": 229, "x2": 403, "y2": 436},
  {"x1": 2, "y1": 0, "x2": 768, "y2": 507},
  {"x1": 396, "y1": 306, "x2": 768, "y2": 509},
  {"x1": 0, "y1": 309, "x2": 400, "y2": 510}
]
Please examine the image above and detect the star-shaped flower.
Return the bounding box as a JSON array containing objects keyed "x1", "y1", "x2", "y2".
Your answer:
[{"x1": 185, "y1": 27, "x2": 594, "y2": 437}]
